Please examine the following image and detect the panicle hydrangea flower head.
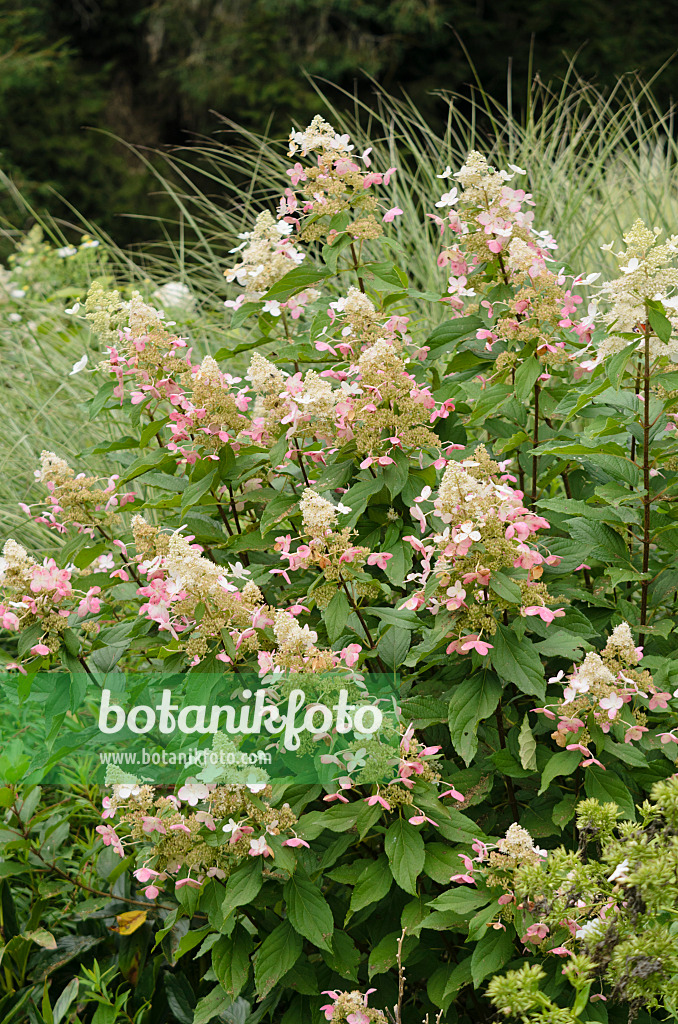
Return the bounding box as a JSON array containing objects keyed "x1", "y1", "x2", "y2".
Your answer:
[{"x1": 224, "y1": 211, "x2": 305, "y2": 301}]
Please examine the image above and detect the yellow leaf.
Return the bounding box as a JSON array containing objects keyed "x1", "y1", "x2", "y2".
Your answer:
[{"x1": 114, "y1": 910, "x2": 148, "y2": 935}]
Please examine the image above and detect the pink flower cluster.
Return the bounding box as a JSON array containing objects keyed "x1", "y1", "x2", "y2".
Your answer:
[
  {"x1": 535, "y1": 644, "x2": 668, "y2": 762},
  {"x1": 321, "y1": 988, "x2": 377, "y2": 1024},
  {"x1": 99, "y1": 780, "x2": 308, "y2": 900},
  {"x1": 321, "y1": 723, "x2": 460, "y2": 815},
  {"x1": 401, "y1": 460, "x2": 561, "y2": 656}
]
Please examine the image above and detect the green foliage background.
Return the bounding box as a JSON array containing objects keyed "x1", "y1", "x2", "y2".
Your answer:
[{"x1": 2, "y1": 0, "x2": 678, "y2": 244}]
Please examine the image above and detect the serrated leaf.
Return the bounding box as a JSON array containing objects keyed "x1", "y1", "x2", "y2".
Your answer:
[
  {"x1": 321, "y1": 931, "x2": 360, "y2": 982},
  {"x1": 539, "y1": 749, "x2": 582, "y2": 796},
  {"x1": 221, "y1": 859, "x2": 262, "y2": 917},
  {"x1": 648, "y1": 304, "x2": 672, "y2": 343},
  {"x1": 514, "y1": 356, "x2": 542, "y2": 402},
  {"x1": 87, "y1": 381, "x2": 117, "y2": 420},
  {"x1": 378, "y1": 625, "x2": 411, "y2": 670},
  {"x1": 119, "y1": 448, "x2": 175, "y2": 484},
  {"x1": 424, "y1": 843, "x2": 466, "y2": 885},
  {"x1": 470, "y1": 925, "x2": 514, "y2": 987},
  {"x1": 324, "y1": 590, "x2": 349, "y2": 643},
  {"x1": 490, "y1": 626, "x2": 545, "y2": 699},
  {"x1": 448, "y1": 672, "x2": 501, "y2": 765},
  {"x1": 212, "y1": 927, "x2": 252, "y2": 1000},
  {"x1": 284, "y1": 869, "x2": 334, "y2": 950},
  {"x1": 368, "y1": 931, "x2": 415, "y2": 978},
  {"x1": 342, "y1": 476, "x2": 386, "y2": 528},
  {"x1": 552, "y1": 793, "x2": 577, "y2": 829},
  {"x1": 18, "y1": 623, "x2": 43, "y2": 658},
  {"x1": 427, "y1": 888, "x2": 490, "y2": 914},
  {"x1": 518, "y1": 714, "x2": 537, "y2": 771},
  {"x1": 605, "y1": 339, "x2": 639, "y2": 389},
  {"x1": 489, "y1": 571, "x2": 522, "y2": 604},
  {"x1": 383, "y1": 448, "x2": 410, "y2": 498},
  {"x1": 568, "y1": 519, "x2": 630, "y2": 564},
  {"x1": 384, "y1": 818, "x2": 425, "y2": 895},
  {"x1": 192, "y1": 984, "x2": 235, "y2": 1024},
  {"x1": 264, "y1": 264, "x2": 333, "y2": 302},
  {"x1": 349, "y1": 855, "x2": 392, "y2": 913},
  {"x1": 584, "y1": 766, "x2": 636, "y2": 820},
  {"x1": 181, "y1": 467, "x2": 217, "y2": 513},
  {"x1": 426, "y1": 314, "x2": 484, "y2": 354},
  {"x1": 261, "y1": 493, "x2": 298, "y2": 536},
  {"x1": 254, "y1": 921, "x2": 303, "y2": 997}
]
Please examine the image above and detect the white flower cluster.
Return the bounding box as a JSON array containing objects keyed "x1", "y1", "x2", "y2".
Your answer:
[
  {"x1": 273, "y1": 610, "x2": 318, "y2": 653},
  {"x1": 497, "y1": 823, "x2": 547, "y2": 862},
  {"x1": 562, "y1": 652, "x2": 616, "y2": 703},
  {"x1": 166, "y1": 530, "x2": 224, "y2": 599},
  {"x1": 357, "y1": 337, "x2": 401, "y2": 374},
  {"x1": 599, "y1": 219, "x2": 678, "y2": 360},
  {"x1": 436, "y1": 459, "x2": 512, "y2": 518},
  {"x1": 225, "y1": 212, "x2": 304, "y2": 301},
  {"x1": 288, "y1": 114, "x2": 354, "y2": 158},
  {"x1": 299, "y1": 488, "x2": 340, "y2": 538},
  {"x1": 247, "y1": 353, "x2": 286, "y2": 395}
]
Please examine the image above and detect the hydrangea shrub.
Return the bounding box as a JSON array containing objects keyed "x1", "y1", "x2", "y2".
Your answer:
[{"x1": 2, "y1": 114, "x2": 678, "y2": 1023}]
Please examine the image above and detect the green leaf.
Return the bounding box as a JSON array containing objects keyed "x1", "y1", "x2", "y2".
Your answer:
[
  {"x1": 384, "y1": 818, "x2": 425, "y2": 895},
  {"x1": 164, "y1": 974, "x2": 195, "y2": 1024},
  {"x1": 648, "y1": 302, "x2": 673, "y2": 343},
  {"x1": 448, "y1": 672, "x2": 502, "y2": 765},
  {"x1": 539, "y1": 749, "x2": 582, "y2": 796},
  {"x1": 606, "y1": 340, "x2": 639, "y2": 389},
  {"x1": 424, "y1": 843, "x2": 465, "y2": 885},
  {"x1": 427, "y1": 888, "x2": 490, "y2": 914},
  {"x1": 192, "y1": 984, "x2": 234, "y2": 1024},
  {"x1": 368, "y1": 931, "x2": 415, "y2": 978},
  {"x1": 426, "y1": 314, "x2": 484, "y2": 354},
  {"x1": 53, "y1": 978, "x2": 78, "y2": 1024},
  {"x1": 221, "y1": 859, "x2": 262, "y2": 917},
  {"x1": 491, "y1": 626, "x2": 546, "y2": 699},
  {"x1": 514, "y1": 356, "x2": 542, "y2": 402},
  {"x1": 261, "y1": 493, "x2": 298, "y2": 536},
  {"x1": 284, "y1": 868, "x2": 334, "y2": 950},
  {"x1": 490, "y1": 749, "x2": 532, "y2": 779},
  {"x1": 552, "y1": 793, "x2": 578, "y2": 829},
  {"x1": 470, "y1": 925, "x2": 514, "y2": 987},
  {"x1": 324, "y1": 590, "x2": 349, "y2": 643},
  {"x1": 87, "y1": 380, "x2": 117, "y2": 420},
  {"x1": 321, "y1": 931, "x2": 360, "y2": 983},
  {"x1": 349, "y1": 855, "x2": 392, "y2": 913},
  {"x1": 584, "y1": 766, "x2": 636, "y2": 820},
  {"x1": 181, "y1": 467, "x2": 217, "y2": 513},
  {"x1": 378, "y1": 626, "x2": 411, "y2": 670},
  {"x1": 264, "y1": 264, "x2": 333, "y2": 302},
  {"x1": 139, "y1": 415, "x2": 169, "y2": 447},
  {"x1": 369, "y1": 261, "x2": 408, "y2": 288},
  {"x1": 310, "y1": 310, "x2": 333, "y2": 341},
  {"x1": 383, "y1": 449, "x2": 410, "y2": 498},
  {"x1": 518, "y1": 714, "x2": 537, "y2": 770},
  {"x1": 212, "y1": 927, "x2": 252, "y2": 1000},
  {"x1": 119, "y1": 447, "x2": 175, "y2": 484},
  {"x1": 570, "y1": 519, "x2": 630, "y2": 565},
  {"x1": 18, "y1": 623, "x2": 43, "y2": 658},
  {"x1": 489, "y1": 571, "x2": 522, "y2": 605},
  {"x1": 400, "y1": 696, "x2": 448, "y2": 726},
  {"x1": 254, "y1": 921, "x2": 303, "y2": 997},
  {"x1": 342, "y1": 476, "x2": 387, "y2": 528},
  {"x1": 442, "y1": 957, "x2": 473, "y2": 1003},
  {"x1": 371, "y1": 606, "x2": 421, "y2": 630},
  {"x1": 468, "y1": 901, "x2": 502, "y2": 941}
]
